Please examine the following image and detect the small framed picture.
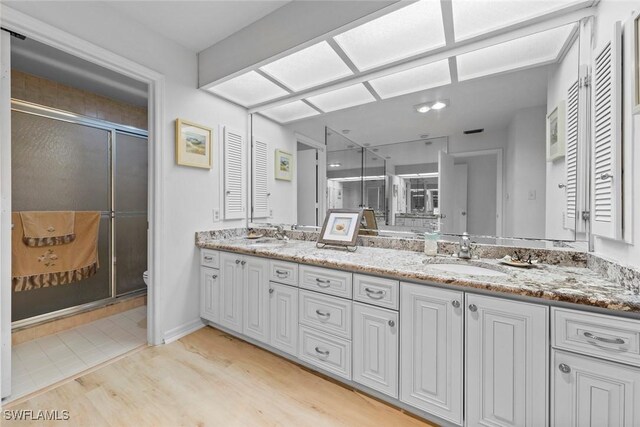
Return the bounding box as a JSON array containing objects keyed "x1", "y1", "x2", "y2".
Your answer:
[
  {"x1": 318, "y1": 209, "x2": 363, "y2": 247},
  {"x1": 546, "y1": 101, "x2": 566, "y2": 161},
  {"x1": 275, "y1": 149, "x2": 293, "y2": 181},
  {"x1": 175, "y1": 119, "x2": 212, "y2": 169}
]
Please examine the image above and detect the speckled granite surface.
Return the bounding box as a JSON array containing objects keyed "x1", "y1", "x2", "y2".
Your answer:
[
  {"x1": 587, "y1": 253, "x2": 640, "y2": 294},
  {"x1": 195, "y1": 235, "x2": 640, "y2": 314}
]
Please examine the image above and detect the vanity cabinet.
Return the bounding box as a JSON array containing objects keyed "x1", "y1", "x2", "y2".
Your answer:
[
  {"x1": 465, "y1": 294, "x2": 549, "y2": 427},
  {"x1": 200, "y1": 267, "x2": 220, "y2": 323},
  {"x1": 400, "y1": 283, "x2": 464, "y2": 425},
  {"x1": 353, "y1": 302, "x2": 398, "y2": 398},
  {"x1": 242, "y1": 257, "x2": 270, "y2": 344},
  {"x1": 269, "y1": 282, "x2": 298, "y2": 356},
  {"x1": 219, "y1": 252, "x2": 245, "y2": 333}
]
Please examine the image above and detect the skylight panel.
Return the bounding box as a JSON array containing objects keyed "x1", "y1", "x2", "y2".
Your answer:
[
  {"x1": 368, "y1": 59, "x2": 451, "y2": 99},
  {"x1": 207, "y1": 71, "x2": 288, "y2": 107},
  {"x1": 451, "y1": 0, "x2": 584, "y2": 41},
  {"x1": 260, "y1": 100, "x2": 320, "y2": 123},
  {"x1": 333, "y1": 0, "x2": 446, "y2": 71},
  {"x1": 259, "y1": 41, "x2": 353, "y2": 92},
  {"x1": 306, "y1": 83, "x2": 376, "y2": 112},
  {"x1": 456, "y1": 23, "x2": 577, "y2": 81}
]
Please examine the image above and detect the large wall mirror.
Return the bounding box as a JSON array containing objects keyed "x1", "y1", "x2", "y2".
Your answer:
[{"x1": 249, "y1": 4, "x2": 593, "y2": 246}]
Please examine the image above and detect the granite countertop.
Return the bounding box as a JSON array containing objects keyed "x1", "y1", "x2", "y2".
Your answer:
[{"x1": 196, "y1": 236, "x2": 640, "y2": 315}]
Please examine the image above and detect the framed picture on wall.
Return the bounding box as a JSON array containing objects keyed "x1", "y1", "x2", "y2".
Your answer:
[
  {"x1": 175, "y1": 119, "x2": 212, "y2": 169},
  {"x1": 275, "y1": 149, "x2": 293, "y2": 181},
  {"x1": 318, "y1": 209, "x2": 363, "y2": 247},
  {"x1": 546, "y1": 101, "x2": 566, "y2": 161}
]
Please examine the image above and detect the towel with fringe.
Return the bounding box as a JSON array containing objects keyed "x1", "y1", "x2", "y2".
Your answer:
[
  {"x1": 12, "y1": 211, "x2": 100, "y2": 292},
  {"x1": 19, "y1": 211, "x2": 76, "y2": 247}
]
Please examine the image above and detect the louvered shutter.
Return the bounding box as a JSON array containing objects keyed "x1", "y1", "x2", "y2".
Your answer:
[
  {"x1": 224, "y1": 127, "x2": 246, "y2": 220},
  {"x1": 252, "y1": 138, "x2": 269, "y2": 218},
  {"x1": 564, "y1": 79, "x2": 579, "y2": 230},
  {"x1": 591, "y1": 22, "x2": 622, "y2": 239}
]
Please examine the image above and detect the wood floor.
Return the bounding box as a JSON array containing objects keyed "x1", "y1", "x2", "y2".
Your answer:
[{"x1": 4, "y1": 326, "x2": 437, "y2": 427}]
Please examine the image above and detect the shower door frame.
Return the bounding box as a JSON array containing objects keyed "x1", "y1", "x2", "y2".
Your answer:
[{"x1": 10, "y1": 100, "x2": 149, "y2": 328}]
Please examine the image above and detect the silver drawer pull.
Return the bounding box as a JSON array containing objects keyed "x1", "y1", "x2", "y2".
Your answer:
[
  {"x1": 583, "y1": 331, "x2": 625, "y2": 345},
  {"x1": 314, "y1": 346, "x2": 330, "y2": 357},
  {"x1": 203, "y1": 256, "x2": 214, "y2": 261},
  {"x1": 275, "y1": 270, "x2": 289, "y2": 277},
  {"x1": 364, "y1": 287, "x2": 386, "y2": 299},
  {"x1": 315, "y1": 309, "x2": 331, "y2": 318},
  {"x1": 315, "y1": 278, "x2": 331, "y2": 288}
]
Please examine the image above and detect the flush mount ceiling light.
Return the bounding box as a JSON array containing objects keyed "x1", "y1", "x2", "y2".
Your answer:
[
  {"x1": 431, "y1": 101, "x2": 447, "y2": 110},
  {"x1": 415, "y1": 100, "x2": 447, "y2": 113},
  {"x1": 369, "y1": 59, "x2": 451, "y2": 99},
  {"x1": 328, "y1": 163, "x2": 342, "y2": 168},
  {"x1": 333, "y1": 0, "x2": 446, "y2": 71},
  {"x1": 260, "y1": 41, "x2": 353, "y2": 92},
  {"x1": 207, "y1": 71, "x2": 289, "y2": 107},
  {"x1": 451, "y1": 0, "x2": 585, "y2": 42},
  {"x1": 457, "y1": 23, "x2": 577, "y2": 81},
  {"x1": 259, "y1": 100, "x2": 319, "y2": 123},
  {"x1": 306, "y1": 83, "x2": 375, "y2": 113},
  {"x1": 416, "y1": 104, "x2": 431, "y2": 113}
]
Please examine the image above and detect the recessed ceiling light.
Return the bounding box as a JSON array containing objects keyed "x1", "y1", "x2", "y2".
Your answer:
[
  {"x1": 328, "y1": 163, "x2": 342, "y2": 168},
  {"x1": 431, "y1": 101, "x2": 447, "y2": 110},
  {"x1": 416, "y1": 104, "x2": 431, "y2": 113}
]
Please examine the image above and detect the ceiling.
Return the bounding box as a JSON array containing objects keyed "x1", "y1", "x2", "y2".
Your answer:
[{"x1": 101, "y1": 0, "x2": 291, "y2": 52}]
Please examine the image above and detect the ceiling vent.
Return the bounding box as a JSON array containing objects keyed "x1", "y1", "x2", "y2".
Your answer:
[{"x1": 463, "y1": 128, "x2": 484, "y2": 135}]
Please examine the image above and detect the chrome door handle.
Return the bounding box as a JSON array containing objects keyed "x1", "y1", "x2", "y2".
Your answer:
[
  {"x1": 314, "y1": 347, "x2": 330, "y2": 357},
  {"x1": 240, "y1": 260, "x2": 246, "y2": 266},
  {"x1": 388, "y1": 320, "x2": 395, "y2": 327},
  {"x1": 583, "y1": 331, "x2": 625, "y2": 345},
  {"x1": 451, "y1": 300, "x2": 460, "y2": 308},
  {"x1": 315, "y1": 309, "x2": 331, "y2": 319},
  {"x1": 364, "y1": 288, "x2": 385, "y2": 299},
  {"x1": 468, "y1": 304, "x2": 478, "y2": 312},
  {"x1": 558, "y1": 363, "x2": 571, "y2": 374}
]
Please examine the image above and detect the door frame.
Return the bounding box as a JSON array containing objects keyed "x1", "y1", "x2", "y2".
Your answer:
[
  {"x1": 0, "y1": 5, "x2": 165, "y2": 399},
  {"x1": 451, "y1": 148, "x2": 504, "y2": 236}
]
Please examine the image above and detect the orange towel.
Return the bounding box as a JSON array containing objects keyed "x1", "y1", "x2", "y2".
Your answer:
[
  {"x1": 19, "y1": 211, "x2": 75, "y2": 247},
  {"x1": 12, "y1": 211, "x2": 100, "y2": 292}
]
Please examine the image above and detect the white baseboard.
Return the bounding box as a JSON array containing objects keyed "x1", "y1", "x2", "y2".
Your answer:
[{"x1": 163, "y1": 318, "x2": 204, "y2": 344}]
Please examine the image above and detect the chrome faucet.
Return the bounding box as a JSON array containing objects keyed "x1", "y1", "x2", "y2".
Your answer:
[
  {"x1": 274, "y1": 225, "x2": 289, "y2": 241},
  {"x1": 458, "y1": 232, "x2": 472, "y2": 259}
]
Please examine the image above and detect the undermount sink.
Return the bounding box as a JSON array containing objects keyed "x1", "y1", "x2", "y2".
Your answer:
[{"x1": 428, "y1": 264, "x2": 507, "y2": 277}]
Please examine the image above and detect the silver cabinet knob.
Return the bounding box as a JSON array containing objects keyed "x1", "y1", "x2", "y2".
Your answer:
[
  {"x1": 388, "y1": 320, "x2": 395, "y2": 327},
  {"x1": 241, "y1": 260, "x2": 246, "y2": 266},
  {"x1": 235, "y1": 259, "x2": 241, "y2": 264},
  {"x1": 558, "y1": 363, "x2": 571, "y2": 374},
  {"x1": 212, "y1": 275, "x2": 218, "y2": 279},
  {"x1": 269, "y1": 288, "x2": 274, "y2": 294},
  {"x1": 469, "y1": 304, "x2": 478, "y2": 312},
  {"x1": 452, "y1": 300, "x2": 461, "y2": 308}
]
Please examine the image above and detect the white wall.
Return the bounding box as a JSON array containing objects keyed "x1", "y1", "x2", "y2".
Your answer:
[
  {"x1": 545, "y1": 37, "x2": 579, "y2": 240},
  {"x1": 591, "y1": 0, "x2": 640, "y2": 267},
  {"x1": 297, "y1": 148, "x2": 317, "y2": 226},
  {"x1": 505, "y1": 107, "x2": 547, "y2": 238},
  {"x1": 2, "y1": 1, "x2": 251, "y2": 341},
  {"x1": 251, "y1": 114, "x2": 297, "y2": 225}
]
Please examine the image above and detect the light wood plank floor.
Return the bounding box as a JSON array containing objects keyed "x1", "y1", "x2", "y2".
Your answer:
[{"x1": 4, "y1": 326, "x2": 437, "y2": 427}]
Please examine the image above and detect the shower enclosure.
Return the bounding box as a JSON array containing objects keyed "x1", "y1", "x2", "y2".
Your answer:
[{"x1": 11, "y1": 100, "x2": 148, "y2": 326}]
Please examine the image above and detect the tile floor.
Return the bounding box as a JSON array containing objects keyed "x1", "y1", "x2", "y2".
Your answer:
[{"x1": 10, "y1": 305, "x2": 147, "y2": 401}]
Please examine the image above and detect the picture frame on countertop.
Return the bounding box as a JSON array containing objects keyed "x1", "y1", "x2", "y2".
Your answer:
[
  {"x1": 317, "y1": 209, "x2": 363, "y2": 248},
  {"x1": 175, "y1": 118, "x2": 212, "y2": 169},
  {"x1": 359, "y1": 209, "x2": 379, "y2": 236},
  {"x1": 546, "y1": 101, "x2": 566, "y2": 161}
]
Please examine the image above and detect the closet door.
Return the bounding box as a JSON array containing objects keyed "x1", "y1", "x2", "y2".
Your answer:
[{"x1": 223, "y1": 127, "x2": 246, "y2": 220}]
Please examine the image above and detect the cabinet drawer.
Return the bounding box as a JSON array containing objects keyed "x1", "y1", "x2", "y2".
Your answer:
[
  {"x1": 200, "y1": 249, "x2": 220, "y2": 269},
  {"x1": 269, "y1": 260, "x2": 298, "y2": 286},
  {"x1": 353, "y1": 274, "x2": 399, "y2": 310},
  {"x1": 299, "y1": 290, "x2": 352, "y2": 339},
  {"x1": 298, "y1": 325, "x2": 351, "y2": 380},
  {"x1": 299, "y1": 265, "x2": 352, "y2": 299},
  {"x1": 552, "y1": 308, "x2": 640, "y2": 367}
]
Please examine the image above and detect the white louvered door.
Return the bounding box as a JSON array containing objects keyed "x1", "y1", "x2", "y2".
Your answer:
[
  {"x1": 591, "y1": 22, "x2": 622, "y2": 239},
  {"x1": 252, "y1": 138, "x2": 269, "y2": 219},
  {"x1": 565, "y1": 79, "x2": 579, "y2": 230},
  {"x1": 224, "y1": 127, "x2": 246, "y2": 220}
]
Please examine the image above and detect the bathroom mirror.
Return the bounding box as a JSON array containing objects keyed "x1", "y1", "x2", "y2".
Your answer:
[{"x1": 249, "y1": 9, "x2": 591, "y2": 245}]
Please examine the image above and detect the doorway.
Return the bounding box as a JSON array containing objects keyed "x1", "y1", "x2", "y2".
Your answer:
[{"x1": 297, "y1": 141, "x2": 319, "y2": 226}]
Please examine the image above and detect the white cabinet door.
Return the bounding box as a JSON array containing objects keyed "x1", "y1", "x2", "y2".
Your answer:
[
  {"x1": 353, "y1": 303, "x2": 398, "y2": 398},
  {"x1": 243, "y1": 256, "x2": 270, "y2": 344},
  {"x1": 219, "y1": 252, "x2": 243, "y2": 333},
  {"x1": 400, "y1": 283, "x2": 463, "y2": 425},
  {"x1": 552, "y1": 350, "x2": 640, "y2": 427},
  {"x1": 466, "y1": 294, "x2": 549, "y2": 427},
  {"x1": 200, "y1": 266, "x2": 219, "y2": 323},
  {"x1": 269, "y1": 282, "x2": 298, "y2": 357}
]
